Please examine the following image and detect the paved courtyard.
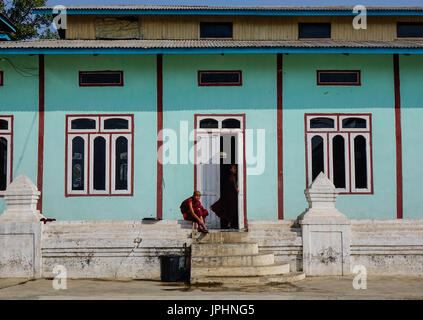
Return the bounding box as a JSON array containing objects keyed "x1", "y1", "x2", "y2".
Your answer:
[{"x1": 0, "y1": 275, "x2": 422, "y2": 300}]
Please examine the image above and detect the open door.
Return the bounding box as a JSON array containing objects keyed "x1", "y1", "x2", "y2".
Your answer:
[
  {"x1": 196, "y1": 132, "x2": 221, "y2": 229},
  {"x1": 236, "y1": 131, "x2": 245, "y2": 230},
  {"x1": 195, "y1": 115, "x2": 246, "y2": 230}
]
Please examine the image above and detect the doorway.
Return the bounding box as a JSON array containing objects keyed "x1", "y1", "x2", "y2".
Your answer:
[{"x1": 194, "y1": 115, "x2": 245, "y2": 230}]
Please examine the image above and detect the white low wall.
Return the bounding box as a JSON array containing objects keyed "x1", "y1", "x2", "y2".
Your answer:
[
  {"x1": 41, "y1": 220, "x2": 193, "y2": 280},
  {"x1": 350, "y1": 219, "x2": 423, "y2": 276},
  {"x1": 248, "y1": 219, "x2": 423, "y2": 276}
]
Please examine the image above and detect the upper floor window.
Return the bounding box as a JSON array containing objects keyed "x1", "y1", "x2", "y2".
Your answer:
[
  {"x1": 299, "y1": 23, "x2": 331, "y2": 39},
  {"x1": 197, "y1": 115, "x2": 243, "y2": 130},
  {"x1": 317, "y1": 70, "x2": 361, "y2": 86},
  {"x1": 397, "y1": 22, "x2": 423, "y2": 38},
  {"x1": 198, "y1": 70, "x2": 242, "y2": 86},
  {"x1": 0, "y1": 71, "x2": 3, "y2": 86},
  {"x1": 199, "y1": 118, "x2": 219, "y2": 129},
  {"x1": 66, "y1": 115, "x2": 133, "y2": 196},
  {"x1": 200, "y1": 22, "x2": 233, "y2": 38},
  {"x1": 222, "y1": 118, "x2": 241, "y2": 129},
  {"x1": 0, "y1": 116, "x2": 13, "y2": 194},
  {"x1": 305, "y1": 114, "x2": 372, "y2": 194},
  {"x1": 79, "y1": 71, "x2": 123, "y2": 87}
]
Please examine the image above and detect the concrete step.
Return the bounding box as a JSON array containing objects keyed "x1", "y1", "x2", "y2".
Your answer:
[
  {"x1": 191, "y1": 262, "x2": 290, "y2": 278},
  {"x1": 193, "y1": 230, "x2": 250, "y2": 244},
  {"x1": 191, "y1": 253, "x2": 275, "y2": 268},
  {"x1": 191, "y1": 243, "x2": 259, "y2": 257},
  {"x1": 191, "y1": 272, "x2": 306, "y2": 285}
]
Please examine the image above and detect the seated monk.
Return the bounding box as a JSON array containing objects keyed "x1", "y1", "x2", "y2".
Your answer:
[{"x1": 180, "y1": 191, "x2": 209, "y2": 233}]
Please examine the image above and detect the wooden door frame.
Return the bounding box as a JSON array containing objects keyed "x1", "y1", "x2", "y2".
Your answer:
[{"x1": 194, "y1": 113, "x2": 247, "y2": 230}]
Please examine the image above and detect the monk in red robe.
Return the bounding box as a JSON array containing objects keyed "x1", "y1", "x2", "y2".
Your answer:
[
  {"x1": 180, "y1": 191, "x2": 209, "y2": 233},
  {"x1": 211, "y1": 164, "x2": 239, "y2": 229}
]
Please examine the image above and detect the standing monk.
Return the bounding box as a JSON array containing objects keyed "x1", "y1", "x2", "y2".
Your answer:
[
  {"x1": 180, "y1": 191, "x2": 209, "y2": 233},
  {"x1": 211, "y1": 164, "x2": 239, "y2": 229}
]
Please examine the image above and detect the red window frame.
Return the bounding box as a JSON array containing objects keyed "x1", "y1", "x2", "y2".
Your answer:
[
  {"x1": 198, "y1": 70, "x2": 242, "y2": 87},
  {"x1": 304, "y1": 113, "x2": 373, "y2": 195},
  {"x1": 65, "y1": 114, "x2": 134, "y2": 197},
  {"x1": 0, "y1": 71, "x2": 3, "y2": 86},
  {"x1": 317, "y1": 70, "x2": 361, "y2": 86},
  {"x1": 79, "y1": 71, "x2": 124, "y2": 87},
  {"x1": 0, "y1": 115, "x2": 13, "y2": 196}
]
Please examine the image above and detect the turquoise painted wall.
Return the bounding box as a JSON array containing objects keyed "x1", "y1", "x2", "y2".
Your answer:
[
  {"x1": 162, "y1": 54, "x2": 278, "y2": 220},
  {"x1": 0, "y1": 55, "x2": 38, "y2": 213},
  {"x1": 400, "y1": 55, "x2": 423, "y2": 219},
  {"x1": 283, "y1": 54, "x2": 397, "y2": 219},
  {"x1": 0, "y1": 53, "x2": 420, "y2": 221},
  {"x1": 43, "y1": 54, "x2": 157, "y2": 220}
]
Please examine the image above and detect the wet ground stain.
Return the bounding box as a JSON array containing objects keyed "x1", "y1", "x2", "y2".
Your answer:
[{"x1": 158, "y1": 281, "x2": 321, "y2": 293}]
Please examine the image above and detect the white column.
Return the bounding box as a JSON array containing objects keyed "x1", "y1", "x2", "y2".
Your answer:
[
  {"x1": 298, "y1": 172, "x2": 351, "y2": 275},
  {"x1": 0, "y1": 174, "x2": 43, "y2": 278},
  {"x1": 0, "y1": 173, "x2": 44, "y2": 222}
]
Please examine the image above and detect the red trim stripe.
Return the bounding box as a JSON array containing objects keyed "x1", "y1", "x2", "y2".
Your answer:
[
  {"x1": 393, "y1": 54, "x2": 403, "y2": 219},
  {"x1": 156, "y1": 54, "x2": 163, "y2": 219},
  {"x1": 277, "y1": 53, "x2": 283, "y2": 220},
  {"x1": 37, "y1": 54, "x2": 45, "y2": 212}
]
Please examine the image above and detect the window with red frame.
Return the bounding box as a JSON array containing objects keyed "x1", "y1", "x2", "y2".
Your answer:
[
  {"x1": 0, "y1": 116, "x2": 13, "y2": 194},
  {"x1": 66, "y1": 115, "x2": 133, "y2": 196},
  {"x1": 79, "y1": 71, "x2": 123, "y2": 87},
  {"x1": 198, "y1": 70, "x2": 242, "y2": 86},
  {"x1": 317, "y1": 70, "x2": 361, "y2": 86},
  {"x1": 305, "y1": 114, "x2": 372, "y2": 194}
]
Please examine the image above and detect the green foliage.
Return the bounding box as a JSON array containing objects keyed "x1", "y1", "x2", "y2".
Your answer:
[
  {"x1": 0, "y1": 0, "x2": 58, "y2": 40},
  {"x1": 39, "y1": 27, "x2": 59, "y2": 39}
]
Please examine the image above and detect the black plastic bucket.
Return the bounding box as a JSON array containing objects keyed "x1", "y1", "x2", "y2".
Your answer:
[{"x1": 160, "y1": 255, "x2": 188, "y2": 282}]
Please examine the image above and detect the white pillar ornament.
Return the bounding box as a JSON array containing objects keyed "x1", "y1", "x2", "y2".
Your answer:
[
  {"x1": 300, "y1": 172, "x2": 348, "y2": 222},
  {"x1": 0, "y1": 174, "x2": 44, "y2": 222},
  {"x1": 298, "y1": 172, "x2": 351, "y2": 276}
]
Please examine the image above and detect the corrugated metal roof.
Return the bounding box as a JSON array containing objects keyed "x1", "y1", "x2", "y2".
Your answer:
[
  {"x1": 1, "y1": 39, "x2": 423, "y2": 49},
  {"x1": 34, "y1": 5, "x2": 423, "y2": 11}
]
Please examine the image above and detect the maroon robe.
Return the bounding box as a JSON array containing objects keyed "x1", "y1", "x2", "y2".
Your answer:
[
  {"x1": 211, "y1": 173, "x2": 238, "y2": 226},
  {"x1": 180, "y1": 197, "x2": 209, "y2": 221}
]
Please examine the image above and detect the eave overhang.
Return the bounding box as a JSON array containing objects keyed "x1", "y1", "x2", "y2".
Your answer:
[
  {"x1": 0, "y1": 13, "x2": 16, "y2": 33},
  {"x1": 1, "y1": 40, "x2": 423, "y2": 54},
  {"x1": 33, "y1": 6, "x2": 423, "y2": 16}
]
